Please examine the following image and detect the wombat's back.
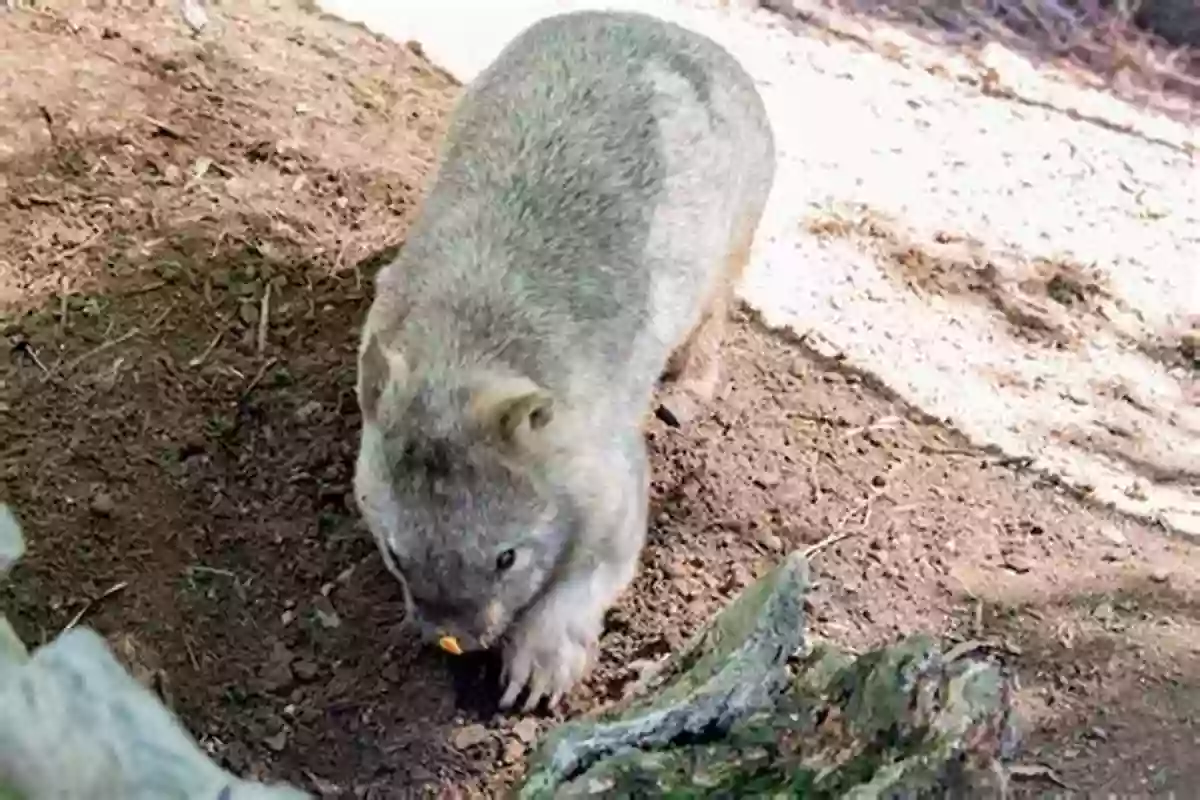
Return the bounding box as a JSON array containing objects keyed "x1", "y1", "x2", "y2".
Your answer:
[{"x1": 373, "y1": 10, "x2": 775, "y2": 416}]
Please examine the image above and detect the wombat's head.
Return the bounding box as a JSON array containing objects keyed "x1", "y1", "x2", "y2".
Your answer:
[{"x1": 353, "y1": 334, "x2": 567, "y2": 653}]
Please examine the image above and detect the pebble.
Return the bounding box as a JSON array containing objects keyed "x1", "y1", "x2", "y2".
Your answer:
[
  {"x1": 310, "y1": 595, "x2": 341, "y2": 629},
  {"x1": 721, "y1": 517, "x2": 747, "y2": 535},
  {"x1": 662, "y1": 559, "x2": 687, "y2": 579},
  {"x1": 753, "y1": 470, "x2": 781, "y2": 489},
  {"x1": 726, "y1": 563, "x2": 754, "y2": 591},
  {"x1": 292, "y1": 659, "x2": 319, "y2": 681},
  {"x1": 89, "y1": 492, "x2": 116, "y2": 518},
  {"x1": 259, "y1": 642, "x2": 296, "y2": 691},
  {"x1": 756, "y1": 529, "x2": 784, "y2": 552},
  {"x1": 239, "y1": 301, "x2": 260, "y2": 326},
  {"x1": 1001, "y1": 553, "x2": 1033, "y2": 574},
  {"x1": 294, "y1": 400, "x2": 323, "y2": 422},
  {"x1": 511, "y1": 718, "x2": 539, "y2": 744},
  {"x1": 1149, "y1": 568, "x2": 1170, "y2": 584},
  {"x1": 502, "y1": 739, "x2": 526, "y2": 764},
  {"x1": 263, "y1": 730, "x2": 289, "y2": 752},
  {"x1": 452, "y1": 724, "x2": 490, "y2": 751},
  {"x1": 1099, "y1": 524, "x2": 1128, "y2": 545}
]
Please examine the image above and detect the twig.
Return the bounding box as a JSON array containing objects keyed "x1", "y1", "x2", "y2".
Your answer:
[
  {"x1": 147, "y1": 302, "x2": 175, "y2": 332},
  {"x1": 188, "y1": 330, "x2": 223, "y2": 368},
  {"x1": 941, "y1": 637, "x2": 1022, "y2": 663},
  {"x1": 183, "y1": 635, "x2": 201, "y2": 671},
  {"x1": 187, "y1": 565, "x2": 237, "y2": 579},
  {"x1": 806, "y1": 450, "x2": 821, "y2": 503},
  {"x1": 141, "y1": 114, "x2": 186, "y2": 140},
  {"x1": 12, "y1": 340, "x2": 49, "y2": 374},
  {"x1": 792, "y1": 410, "x2": 849, "y2": 428},
  {"x1": 842, "y1": 414, "x2": 903, "y2": 440},
  {"x1": 803, "y1": 492, "x2": 877, "y2": 558},
  {"x1": 45, "y1": 228, "x2": 103, "y2": 268},
  {"x1": 46, "y1": 327, "x2": 140, "y2": 382},
  {"x1": 802, "y1": 528, "x2": 857, "y2": 558},
  {"x1": 334, "y1": 232, "x2": 356, "y2": 274},
  {"x1": 240, "y1": 356, "x2": 278, "y2": 400},
  {"x1": 63, "y1": 580, "x2": 128, "y2": 632},
  {"x1": 58, "y1": 277, "x2": 69, "y2": 335},
  {"x1": 1008, "y1": 762, "x2": 1074, "y2": 790},
  {"x1": 121, "y1": 280, "x2": 166, "y2": 296},
  {"x1": 256, "y1": 282, "x2": 271, "y2": 354}
]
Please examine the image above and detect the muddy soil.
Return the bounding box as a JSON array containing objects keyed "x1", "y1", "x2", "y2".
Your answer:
[{"x1": 1, "y1": 2, "x2": 1198, "y2": 797}]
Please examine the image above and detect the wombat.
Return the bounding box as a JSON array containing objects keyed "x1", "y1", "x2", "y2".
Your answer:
[{"x1": 354, "y1": 9, "x2": 775, "y2": 711}]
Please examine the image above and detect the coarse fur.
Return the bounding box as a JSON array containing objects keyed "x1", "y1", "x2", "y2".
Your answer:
[{"x1": 354, "y1": 9, "x2": 776, "y2": 711}]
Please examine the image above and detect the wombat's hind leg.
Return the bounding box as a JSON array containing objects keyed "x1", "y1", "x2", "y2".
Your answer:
[{"x1": 656, "y1": 211, "x2": 760, "y2": 428}]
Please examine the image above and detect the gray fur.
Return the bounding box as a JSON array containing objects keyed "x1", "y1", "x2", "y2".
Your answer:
[{"x1": 354, "y1": 9, "x2": 775, "y2": 710}]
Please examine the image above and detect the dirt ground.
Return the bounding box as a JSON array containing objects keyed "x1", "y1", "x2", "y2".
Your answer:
[{"x1": 1, "y1": 1, "x2": 1198, "y2": 797}]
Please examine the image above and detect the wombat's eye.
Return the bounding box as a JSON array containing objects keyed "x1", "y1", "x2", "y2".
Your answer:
[{"x1": 495, "y1": 549, "x2": 516, "y2": 572}]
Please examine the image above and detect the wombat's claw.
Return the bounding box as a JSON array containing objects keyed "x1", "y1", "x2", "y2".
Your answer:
[{"x1": 500, "y1": 603, "x2": 596, "y2": 712}]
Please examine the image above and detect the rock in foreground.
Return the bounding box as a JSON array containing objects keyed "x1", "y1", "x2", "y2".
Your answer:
[
  {"x1": 518, "y1": 552, "x2": 1020, "y2": 798},
  {"x1": 0, "y1": 504, "x2": 309, "y2": 800}
]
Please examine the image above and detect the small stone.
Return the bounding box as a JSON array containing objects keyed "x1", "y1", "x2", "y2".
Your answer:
[
  {"x1": 452, "y1": 723, "x2": 490, "y2": 750},
  {"x1": 721, "y1": 517, "x2": 747, "y2": 534},
  {"x1": 512, "y1": 718, "x2": 539, "y2": 744},
  {"x1": 1179, "y1": 328, "x2": 1200, "y2": 358},
  {"x1": 1093, "y1": 602, "x2": 1114, "y2": 622},
  {"x1": 1150, "y1": 569, "x2": 1170, "y2": 584},
  {"x1": 259, "y1": 641, "x2": 296, "y2": 691},
  {"x1": 1124, "y1": 480, "x2": 1148, "y2": 501},
  {"x1": 311, "y1": 595, "x2": 341, "y2": 629},
  {"x1": 725, "y1": 563, "x2": 754, "y2": 591},
  {"x1": 1100, "y1": 525, "x2": 1128, "y2": 545},
  {"x1": 662, "y1": 559, "x2": 686, "y2": 579},
  {"x1": 1086, "y1": 726, "x2": 1109, "y2": 742},
  {"x1": 89, "y1": 492, "x2": 115, "y2": 518},
  {"x1": 294, "y1": 400, "x2": 323, "y2": 422},
  {"x1": 1001, "y1": 554, "x2": 1033, "y2": 574},
  {"x1": 502, "y1": 739, "x2": 526, "y2": 764},
  {"x1": 755, "y1": 529, "x2": 784, "y2": 552},
  {"x1": 239, "y1": 302, "x2": 260, "y2": 326},
  {"x1": 292, "y1": 659, "x2": 319, "y2": 681},
  {"x1": 263, "y1": 730, "x2": 288, "y2": 752},
  {"x1": 753, "y1": 470, "x2": 781, "y2": 489}
]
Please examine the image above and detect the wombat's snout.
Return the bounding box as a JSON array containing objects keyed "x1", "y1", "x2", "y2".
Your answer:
[{"x1": 408, "y1": 600, "x2": 505, "y2": 654}]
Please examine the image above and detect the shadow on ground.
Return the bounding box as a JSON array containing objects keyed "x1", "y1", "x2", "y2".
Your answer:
[
  {"x1": 966, "y1": 573, "x2": 1200, "y2": 794},
  {"x1": 766, "y1": 0, "x2": 1199, "y2": 127}
]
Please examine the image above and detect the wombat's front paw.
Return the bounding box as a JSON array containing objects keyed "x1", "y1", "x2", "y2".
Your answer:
[{"x1": 500, "y1": 598, "x2": 600, "y2": 712}]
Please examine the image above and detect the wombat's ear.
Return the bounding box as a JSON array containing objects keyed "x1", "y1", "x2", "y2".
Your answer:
[
  {"x1": 471, "y1": 379, "x2": 555, "y2": 445},
  {"x1": 358, "y1": 334, "x2": 407, "y2": 421}
]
